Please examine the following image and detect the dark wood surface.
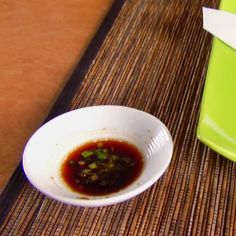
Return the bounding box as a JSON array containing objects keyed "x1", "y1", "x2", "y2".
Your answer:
[{"x1": 1, "y1": 0, "x2": 236, "y2": 235}]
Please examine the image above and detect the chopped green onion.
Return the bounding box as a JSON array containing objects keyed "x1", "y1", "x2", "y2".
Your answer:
[
  {"x1": 95, "y1": 149, "x2": 107, "y2": 160},
  {"x1": 81, "y1": 150, "x2": 94, "y2": 158},
  {"x1": 88, "y1": 162, "x2": 97, "y2": 169}
]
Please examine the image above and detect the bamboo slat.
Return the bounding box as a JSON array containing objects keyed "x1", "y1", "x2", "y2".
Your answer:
[{"x1": 1, "y1": 0, "x2": 235, "y2": 235}]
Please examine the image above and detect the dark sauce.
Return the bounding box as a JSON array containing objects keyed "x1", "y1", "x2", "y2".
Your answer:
[{"x1": 61, "y1": 139, "x2": 144, "y2": 196}]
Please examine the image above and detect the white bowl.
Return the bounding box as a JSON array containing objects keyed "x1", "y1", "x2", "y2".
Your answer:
[{"x1": 23, "y1": 105, "x2": 173, "y2": 207}]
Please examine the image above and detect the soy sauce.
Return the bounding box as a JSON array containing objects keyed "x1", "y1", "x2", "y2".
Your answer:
[{"x1": 61, "y1": 139, "x2": 144, "y2": 196}]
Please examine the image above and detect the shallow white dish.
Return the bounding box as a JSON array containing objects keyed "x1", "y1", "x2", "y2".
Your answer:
[{"x1": 22, "y1": 105, "x2": 173, "y2": 207}]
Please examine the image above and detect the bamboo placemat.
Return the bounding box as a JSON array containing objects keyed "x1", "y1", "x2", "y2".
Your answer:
[{"x1": 1, "y1": 0, "x2": 235, "y2": 235}]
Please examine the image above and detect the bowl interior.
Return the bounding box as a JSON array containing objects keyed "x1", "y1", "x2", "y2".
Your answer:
[{"x1": 23, "y1": 106, "x2": 173, "y2": 207}]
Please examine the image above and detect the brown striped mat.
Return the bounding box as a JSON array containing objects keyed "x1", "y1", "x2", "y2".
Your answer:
[{"x1": 1, "y1": 0, "x2": 236, "y2": 235}]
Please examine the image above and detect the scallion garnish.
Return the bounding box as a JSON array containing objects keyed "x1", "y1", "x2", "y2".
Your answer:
[{"x1": 81, "y1": 150, "x2": 94, "y2": 158}]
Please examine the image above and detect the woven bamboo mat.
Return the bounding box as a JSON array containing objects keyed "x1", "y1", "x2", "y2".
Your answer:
[{"x1": 1, "y1": 0, "x2": 236, "y2": 235}]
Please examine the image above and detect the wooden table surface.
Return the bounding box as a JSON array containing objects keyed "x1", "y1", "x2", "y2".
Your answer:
[
  {"x1": 1, "y1": 0, "x2": 236, "y2": 235},
  {"x1": 0, "y1": 0, "x2": 113, "y2": 190}
]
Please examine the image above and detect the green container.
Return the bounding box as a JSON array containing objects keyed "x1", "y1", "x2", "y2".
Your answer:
[{"x1": 197, "y1": 0, "x2": 236, "y2": 162}]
